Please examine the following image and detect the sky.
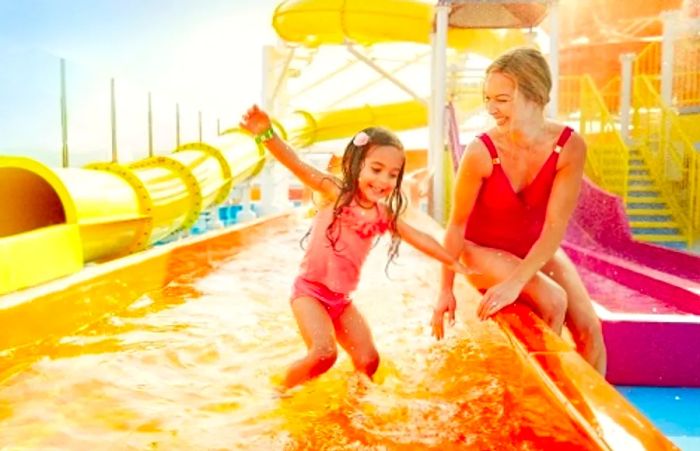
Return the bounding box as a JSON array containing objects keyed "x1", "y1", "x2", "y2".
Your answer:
[
  {"x1": 0, "y1": 0, "x2": 279, "y2": 110},
  {"x1": 0, "y1": 0, "x2": 281, "y2": 163}
]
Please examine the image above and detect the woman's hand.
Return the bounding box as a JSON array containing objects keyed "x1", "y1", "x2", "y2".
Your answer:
[
  {"x1": 240, "y1": 105, "x2": 272, "y2": 135},
  {"x1": 477, "y1": 278, "x2": 525, "y2": 320},
  {"x1": 431, "y1": 290, "x2": 457, "y2": 340}
]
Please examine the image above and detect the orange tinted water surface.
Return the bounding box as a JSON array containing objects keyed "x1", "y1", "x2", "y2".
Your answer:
[{"x1": 0, "y1": 219, "x2": 594, "y2": 450}]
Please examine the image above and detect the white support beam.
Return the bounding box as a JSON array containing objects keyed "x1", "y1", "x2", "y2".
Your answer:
[
  {"x1": 619, "y1": 52, "x2": 635, "y2": 145},
  {"x1": 267, "y1": 45, "x2": 296, "y2": 114},
  {"x1": 330, "y1": 51, "x2": 431, "y2": 109},
  {"x1": 346, "y1": 42, "x2": 426, "y2": 104},
  {"x1": 429, "y1": 2, "x2": 450, "y2": 223},
  {"x1": 290, "y1": 59, "x2": 358, "y2": 99}
]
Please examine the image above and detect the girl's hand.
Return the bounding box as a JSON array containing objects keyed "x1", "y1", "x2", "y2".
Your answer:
[
  {"x1": 431, "y1": 290, "x2": 456, "y2": 340},
  {"x1": 476, "y1": 278, "x2": 524, "y2": 320},
  {"x1": 240, "y1": 105, "x2": 272, "y2": 135},
  {"x1": 448, "y1": 260, "x2": 476, "y2": 278}
]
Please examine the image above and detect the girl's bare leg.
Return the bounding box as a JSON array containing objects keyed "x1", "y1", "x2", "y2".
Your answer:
[
  {"x1": 334, "y1": 304, "x2": 380, "y2": 378},
  {"x1": 284, "y1": 296, "x2": 339, "y2": 389}
]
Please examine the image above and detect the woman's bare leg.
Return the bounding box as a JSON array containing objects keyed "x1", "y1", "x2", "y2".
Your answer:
[
  {"x1": 542, "y1": 249, "x2": 607, "y2": 374},
  {"x1": 284, "y1": 296, "x2": 339, "y2": 389},
  {"x1": 334, "y1": 304, "x2": 380, "y2": 378},
  {"x1": 461, "y1": 242, "x2": 567, "y2": 333}
]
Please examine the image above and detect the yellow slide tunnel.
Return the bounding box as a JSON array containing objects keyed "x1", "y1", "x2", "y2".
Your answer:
[
  {"x1": 280, "y1": 101, "x2": 429, "y2": 147},
  {"x1": 273, "y1": 0, "x2": 528, "y2": 53},
  {"x1": 0, "y1": 132, "x2": 266, "y2": 295}
]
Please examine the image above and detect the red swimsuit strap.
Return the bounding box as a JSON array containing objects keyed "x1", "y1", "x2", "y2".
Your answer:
[
  {"x1": 479, "y1": 126, "x2": 575, "y2": 162},
  {"x1": 477, "y1": 133, "x2": 501, "y2": 164},
  {"x1": 555, "y1": 126, "x2": 574, "y2": 153}
]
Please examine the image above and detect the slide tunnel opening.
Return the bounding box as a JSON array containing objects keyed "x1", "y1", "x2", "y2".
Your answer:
[{"x1": 0, "y1": 168, "x2": 66, "y2": 237}]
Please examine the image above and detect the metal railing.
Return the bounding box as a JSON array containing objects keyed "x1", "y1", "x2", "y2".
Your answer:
[
  {"x1": 580, "y1": 75, "x2": 630, "y2": 200},
  {"x1": 632, "y1": 75, "x2": 699, "y2": 246}
]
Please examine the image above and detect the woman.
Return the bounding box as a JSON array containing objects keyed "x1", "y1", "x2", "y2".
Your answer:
[{"x1": 431, "y1": 47, "x2": 606, "y2": 374}]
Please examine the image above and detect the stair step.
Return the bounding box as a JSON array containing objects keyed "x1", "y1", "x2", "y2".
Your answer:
[
  {"x1": 628, "y1": 190, "x2": 660, "y2": 197},
  {"x1": 631, "y1": 227, "x2": 682, "y2": 235},
  {"x1": 628, "y1": 179, "x2": 655, "y2": 186},
  {"x1": 627, "y1": 196, "x2": 663, "y2": 203},
  {"x1": 628, "y1": 173, "x2": 653, "y2": 179},
  {"x1": 630, "y1": 220, "x2": 678, "y2": 228},
  {"x1": 629, "y1": 159, "x2": 646, "y2": 166},
  {"x1": 602, "y1": 168, "x2": 628, "y2": 175},
  {"x1": 628, "y1": 169, "x2": 650, "y2": 176},
  {"x1": 634, "y1": 236, "x2": 688, "y2": 249},
  {"x1": 654, "y1": 241, "x2": 689, "y2": 250},
  {"x1": 634, "y1": 234, "x2": 687, "y2": 244},
  {"x1": 627, "y1": 214, "x2": 674, "y2": 222},
  {"x1": 626, "y1": 202, "x2": 669, "y2": 210}
]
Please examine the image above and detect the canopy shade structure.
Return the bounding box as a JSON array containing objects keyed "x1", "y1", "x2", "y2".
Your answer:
[{"x1": 448, "y1": 0, "x2": 550, "y2": 29}]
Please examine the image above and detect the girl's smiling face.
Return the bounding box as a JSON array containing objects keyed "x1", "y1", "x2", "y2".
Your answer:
[{"x1": 356, "y1": 145, "x2": 404, "y2": 205}]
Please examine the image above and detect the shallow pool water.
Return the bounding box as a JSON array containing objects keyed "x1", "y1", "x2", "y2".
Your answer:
[{"x1": 0, "y1": 221, "x2": 594, "y2": 449}]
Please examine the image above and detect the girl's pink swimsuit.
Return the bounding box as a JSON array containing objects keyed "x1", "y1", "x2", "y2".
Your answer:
[{"x1": 292, "y1": 203, "x2": 389, "y2": 320}]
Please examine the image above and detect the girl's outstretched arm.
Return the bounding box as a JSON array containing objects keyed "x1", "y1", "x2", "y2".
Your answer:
[
  {"x1": 395, "y1": 218, "x2": 472, "y2": 277},
  {"x1": 240, "y1": 105, "x2": 340, "y2": 200}
]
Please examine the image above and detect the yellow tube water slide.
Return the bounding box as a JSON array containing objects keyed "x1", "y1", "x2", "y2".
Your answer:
[
  {"x1": 272, "y1": 0, "x2": 527, "y2": 53},
  {"x1": 0, "y1": 131, "x2": 267, "y2": 295}
]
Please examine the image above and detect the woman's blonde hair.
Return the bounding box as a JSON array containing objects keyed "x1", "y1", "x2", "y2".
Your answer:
[{"x1": 486, "y1": 47, "x2": 552, "y2": 107}]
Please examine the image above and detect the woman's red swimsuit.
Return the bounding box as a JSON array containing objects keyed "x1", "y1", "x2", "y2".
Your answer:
[{"x1": 464, "y1": 127, "x2": 574, "y2": 258}]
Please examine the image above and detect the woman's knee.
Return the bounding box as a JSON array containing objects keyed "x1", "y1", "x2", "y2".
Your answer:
[
  {"x1": 535, "y1": 281, "x2": 567, "y2": 331},
  {"x1": 569, "y1": 312, "x2": 604, "y2": 346}
]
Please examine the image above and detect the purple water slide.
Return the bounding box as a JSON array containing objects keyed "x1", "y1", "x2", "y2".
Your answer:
[
  {"x1": 564, "y1": 179, "x2": 700, "y2": 386},
  {"x1": 446, "y1": 103, "x2": 700, "y2": 386}
]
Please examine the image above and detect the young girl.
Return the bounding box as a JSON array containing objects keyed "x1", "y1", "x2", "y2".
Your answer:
[{"x1": 240, "y1": 105, "x2": 472, "y2": 390}]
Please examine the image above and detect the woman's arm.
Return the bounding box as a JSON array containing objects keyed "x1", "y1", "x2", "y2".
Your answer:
[
  {"x1": 240, "y1": 105, "x2": 340, "y2": 200},
  {"x1": 432, "y1": 140, "x2": 489, "y2": 338},
  {"x1": 439, "y1": 140, "x2": 489, "y2": 292}
]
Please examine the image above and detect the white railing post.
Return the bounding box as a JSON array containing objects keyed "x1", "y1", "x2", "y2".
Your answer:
[
  {"x1": 619, "y1": 53, "x2": 636, "y2": 145},
  {"x1": 660, "y1": 10, "x2": 678, "y2": 105},
  {"x1": 547, "y1": 0, "x2": 560, "y2": 119}
]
